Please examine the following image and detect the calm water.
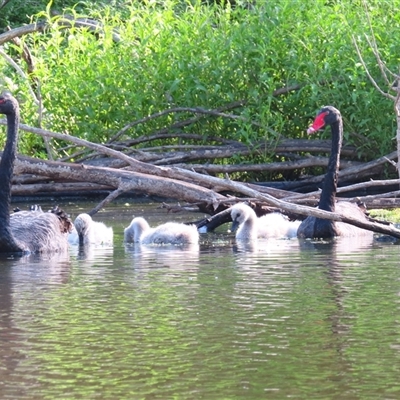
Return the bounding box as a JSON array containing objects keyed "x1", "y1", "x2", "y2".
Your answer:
[{"x1": 1, "y1": 201, "x2": 400, "y2": 399}]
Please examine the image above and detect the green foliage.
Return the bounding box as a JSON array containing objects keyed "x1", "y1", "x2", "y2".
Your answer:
[
  {"x1": 1, "y1": 0, "x2": 400, "y2": 178},
  {"x1": 369, "y1": 208, "x2": 400, "y2": 223},
  {"x1": 0, "y1": 0, "x2": 78, "y2": 30}
]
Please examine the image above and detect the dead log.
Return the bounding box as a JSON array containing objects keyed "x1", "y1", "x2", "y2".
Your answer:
[
  {"x1": 64, "y1": 137, "x2": 357, "y2": 165},
  {"x1": 0, "y1": 118, "x2": 374, "y2": 185},
  {"x1": 285, "y1": 178, "x2": 400, "y2": 200},
  {"x1": 11, "y1": 177, "x2": 400, "y2": 210},
  {"x1": 172, "y1": 156, "x2": 357, "y2": 173},
  {"x1": 0, "y1": 22, "x2": 48, "y2": 45},
  {"x1": 1, "y1": 118, "x2": 400, "y2": 236},
  {"x1": 11, "y1": 181, "x2": 114, "y2": 195},
  {"x1": 262, "y1": 151, "x2": 396, "y2": 192},
  {"x1": 163, "y1": 168, "x2": 400, "y2": 238},
  {"x1": 10, "y1": 153, "x2": 400, "y2": 237},
  {"x1": 13, "y1": 156, "x2": 226, "y2": 208},
  {"x1": 192, "y1": 208, "x2": 232, "y2": 231}
]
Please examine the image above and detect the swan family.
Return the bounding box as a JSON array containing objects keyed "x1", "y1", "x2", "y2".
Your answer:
[{"x1": 0, "y1": 92, "x2": 375, "y2": 254}]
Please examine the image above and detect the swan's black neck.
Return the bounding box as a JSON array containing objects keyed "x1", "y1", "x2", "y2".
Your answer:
[
  {"x1": 318, "y1": 117, "x2": 342, "y2": 212},
  {"x1": 0, "y1": 108, "x2": 23, "y2": 252}
]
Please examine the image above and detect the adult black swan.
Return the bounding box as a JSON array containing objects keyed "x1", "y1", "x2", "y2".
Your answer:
[
  {"x1": 297, "y1": 106, "x2": 373, "y2": 239},
  {"x1": 0, "y1": 92, "x2": 72, "y2": 253}
]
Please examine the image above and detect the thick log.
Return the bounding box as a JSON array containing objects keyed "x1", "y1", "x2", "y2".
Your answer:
[
  {"x1": 10, "y1": 177, "x2": 400, "y2": 210},
  {"x1": 0, "y1": 119, "x2": 380, "y2": 184},
  {"x1": 1, "y1": 118, "x2": 399, "y2": 236},
  {"x1": 11, "y1": 181, "x2": 113, "y2": 195},
  {"x1": 11, "y1": 154, "x2": 400, "y2": 237},
  {"x1": 172, "y1": 156, "x2": 357, "y2": 173},
  {"x1": 66, "y1": 138, "x2": 357, "y2": 165},
  {"x1": 13, "y1": 156, "x2": 226, "y2": 207}
]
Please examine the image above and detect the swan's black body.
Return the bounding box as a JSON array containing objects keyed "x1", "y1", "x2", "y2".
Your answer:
[
  {"x1": 0, "y1": 93, "x2": 25, "y2": 252},
  {"x1": 0, "y1": 93, "x2": 72, "y2": 253},
  {"x1": 297, "y1": 106, "x2": 371, "y2": 239}
]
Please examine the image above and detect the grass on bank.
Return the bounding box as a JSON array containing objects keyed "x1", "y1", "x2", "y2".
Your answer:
[{"x1": 369, "y1": 208, "x2": 400, "y2": 223}]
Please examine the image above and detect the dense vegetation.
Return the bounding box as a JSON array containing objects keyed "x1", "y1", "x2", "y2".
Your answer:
[{"x1": 0, "y1": 0, "x2": 399, "y2": 181}]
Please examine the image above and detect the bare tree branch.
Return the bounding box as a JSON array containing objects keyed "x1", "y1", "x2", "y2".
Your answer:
[
  {"x1": 351, "y1": 35, "x2": 394, "y2": 101},
  {"x1": 0, "y1": 47, "x2": 39, "y2": 104},
  {"x1": 0, "y1": 22, "x2": 48, "y2": 45},
  {"x1": 108, "y1": 101, "x2": 249, "y2": 143}
]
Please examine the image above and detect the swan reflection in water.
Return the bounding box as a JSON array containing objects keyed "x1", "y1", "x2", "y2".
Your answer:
[
  {"x1": 298, "y1": 234, "x2": 376, "y2": 256},
  {"x1": 4, "y1": 251, "x2": 72, "y2": 285},
  {"x1": 232, "y1": 233, "x2": 376, "y2": 276},
  {"x1": 233, "y1": 237, "x2": 300, "y2": 254},
  {"x1": 68, "y1": 242, "x2": 114, "y2": 271},
  {"x1": 125, "y1": 242, "x2": 200, "y2": 270},
  {"x1": 0, "y1": 250, "x2": 72, "y2": 391}
]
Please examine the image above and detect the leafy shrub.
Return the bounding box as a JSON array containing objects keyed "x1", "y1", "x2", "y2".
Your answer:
[{"x1": 1, "y1": 0, "x2": 400, "y2": 179}]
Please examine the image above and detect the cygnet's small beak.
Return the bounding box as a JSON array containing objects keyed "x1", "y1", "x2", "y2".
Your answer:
[{"x1": 231, "y1": 220, "x2": 239, "y2": 233}]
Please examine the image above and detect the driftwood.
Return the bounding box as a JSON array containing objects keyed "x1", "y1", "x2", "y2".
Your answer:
[
  {"x1": 4, "y1": 143, "x2": 400, "y2": 238},
  {"x1": 12, "y1": 156, "x2": 226, "y2": 206},
  {"x1": 67, "y1": 137, "x2": 358, "y2": 165},
  {"x1": 0, "y1": 117, "x2": 397, "y2": 187}
]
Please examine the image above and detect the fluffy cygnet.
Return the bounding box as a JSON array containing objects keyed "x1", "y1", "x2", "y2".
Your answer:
[
  {"x1": 124, "y1": 216, "x2": 199, "y2": 245},
  {"x1": 230, "y1": 203, "x2": 300, "y2": 240},
  {"x1": 68, "y1": 213, "x2": 113, "y2": 245}
]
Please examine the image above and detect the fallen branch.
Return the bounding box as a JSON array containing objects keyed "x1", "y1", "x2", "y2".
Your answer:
[
  {"x1": 0, "y1": 113, "x2": 399, "y2": 236},
  {"x1": 9, "y1": 151, "x2": 400, "y2": 237}
]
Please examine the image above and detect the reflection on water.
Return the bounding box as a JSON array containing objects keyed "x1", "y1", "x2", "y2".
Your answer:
[
  {"x1": 299, "y1": 233, "x2": 375, "y2": 254},
  {"x1": 1, "y1": 202, "x2": 400, "y2": 399},
  {"x1": 233, "y1": 236, "x2": 300, "y2": 254},
  {"x1": 0, "y1": 250, "x2": 72, "y2": 398},
  {"x1": 69, "y1": 242, "x2": 114, "y2": 267},
  {"x1": 5, "y1": 250, "x2": 72, "y2": 284},
  {"x1": 125, "y1": 242, "x2": 200, "y2": 270}
]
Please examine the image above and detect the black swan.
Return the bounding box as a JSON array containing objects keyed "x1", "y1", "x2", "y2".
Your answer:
[
  {"x1": 68, "y1": 213, "x2": 113, "y2": 245},
  {"x1": 124, "y1": 216, "x2": 199, "y2": 245},
  {"x1": 297, "y1": 106, "x2": 372, "y2": 238},
  {"x1": 230, "y1": 203, "x2": 300, "y2": 240},
  {"x1": 0, "y1": 92, "x2": 72, "y2": 253}
]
